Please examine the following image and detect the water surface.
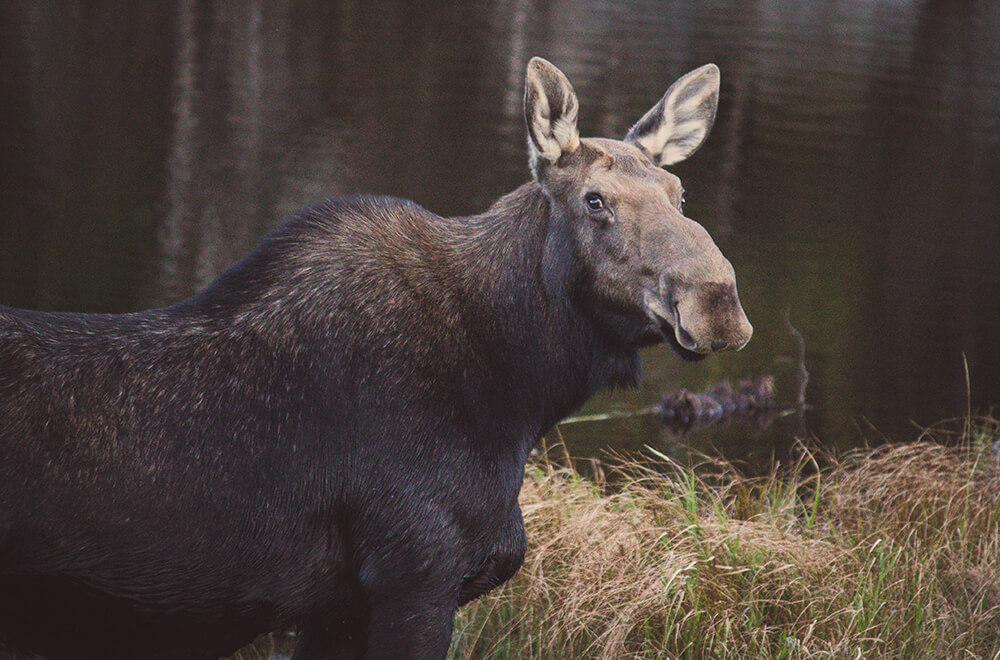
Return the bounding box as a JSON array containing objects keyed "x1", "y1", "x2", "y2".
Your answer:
[{"x1": 2, "y1": 1, "x2": 999, "y2": 470}]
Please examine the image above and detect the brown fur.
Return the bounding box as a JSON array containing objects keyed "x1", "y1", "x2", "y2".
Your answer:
[{"x1": 0, "y1": 58, "x2": 750, "y2": 660}]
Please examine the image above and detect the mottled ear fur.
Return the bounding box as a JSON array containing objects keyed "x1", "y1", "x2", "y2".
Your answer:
[
  {"x1": 524, "y1": 57, "x2": 580, "y2": 178},
  {"x1": 626, "y1": 64, "x2": 720, "y2": 166}
]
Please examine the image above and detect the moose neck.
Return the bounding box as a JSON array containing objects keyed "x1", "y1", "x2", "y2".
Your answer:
[
  {"x1": 452, "y1": 181, "x2": 643, "y2": 436},
  {"x1": 186, "y1": 183, "x2": 644, "y2": 448}
]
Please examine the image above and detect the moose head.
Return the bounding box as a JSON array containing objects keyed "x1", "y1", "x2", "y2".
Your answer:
[{"x1": 524, "y1": 57, "x2": 752, "y2": 359}]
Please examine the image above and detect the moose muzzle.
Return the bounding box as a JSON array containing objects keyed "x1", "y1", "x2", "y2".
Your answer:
[{"x1": 644, "y1": 252, "x2": 753, "y2": 355}]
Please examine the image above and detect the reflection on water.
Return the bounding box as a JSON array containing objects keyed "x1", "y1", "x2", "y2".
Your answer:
[{"x1": 1, "y1": 0, "x2": 999, "y2": 467}]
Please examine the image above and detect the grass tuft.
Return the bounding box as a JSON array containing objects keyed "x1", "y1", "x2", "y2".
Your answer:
[{"x1": 449, "y1": 418, "x2": 1000, "y2": 659}]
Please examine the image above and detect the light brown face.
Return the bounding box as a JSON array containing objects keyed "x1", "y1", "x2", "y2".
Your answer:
[{"x1": 525, "y1": 57, "x2": 752, "y2": 357}]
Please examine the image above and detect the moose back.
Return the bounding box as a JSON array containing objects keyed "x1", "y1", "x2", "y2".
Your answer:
[{"x1": 0, "y1": 58, "x2": 751, "y2": 660}]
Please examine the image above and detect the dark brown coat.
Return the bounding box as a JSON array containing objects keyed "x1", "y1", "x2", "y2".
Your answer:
[{"x1": 0, "y1": 58, "x2": 750, "y2": 660}]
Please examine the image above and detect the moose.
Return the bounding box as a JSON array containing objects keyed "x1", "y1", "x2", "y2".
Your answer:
[{"x1": 0, "y1": 58, "x2": 751, "y2": 659}]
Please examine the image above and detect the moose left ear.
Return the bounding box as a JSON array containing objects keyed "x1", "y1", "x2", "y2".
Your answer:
[
  {"x1": 625, "y1": 64, "x2": 720, "y2": 167},
  {"x1": 524, "y1": 57, "x2": 580, "y2": 176}
]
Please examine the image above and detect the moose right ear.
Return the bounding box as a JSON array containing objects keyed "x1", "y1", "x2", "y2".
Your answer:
[
  {"x1": 524, "y1": 57, "x2": 580, "y2": 177},
  {"x1": 625, "y1": 64, "x2": 720, "y2": 167}
]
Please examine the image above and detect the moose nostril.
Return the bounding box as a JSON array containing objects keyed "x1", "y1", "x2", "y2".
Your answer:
[{"x1": 711, "y1": 339, "x2": 729, "y2": 352}]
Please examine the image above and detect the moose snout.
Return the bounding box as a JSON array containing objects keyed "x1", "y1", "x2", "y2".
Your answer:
[
  {"x1": 711, "y1": 313, "x2": 753, "y2": 353},
  {"x1": 672, "y1": 282, "x2": 753, "y2": 354}
]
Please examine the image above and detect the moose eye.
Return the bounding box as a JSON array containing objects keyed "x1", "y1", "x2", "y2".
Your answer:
[{"x1": 585, "y1": 193, "x2": 605, "y2": 212}]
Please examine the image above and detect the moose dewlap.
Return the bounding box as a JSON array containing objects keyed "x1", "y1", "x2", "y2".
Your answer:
[{"x1": 0, "y1": 57, "x2": 750, "y2": 660}]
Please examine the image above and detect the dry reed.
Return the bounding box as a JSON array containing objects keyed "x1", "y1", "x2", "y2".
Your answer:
[{"x1": 450, "y1": 419, "x2": 1000, "y2": 659}]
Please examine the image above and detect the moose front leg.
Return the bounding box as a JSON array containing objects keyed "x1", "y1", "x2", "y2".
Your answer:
[
  {"x1": 291, "y1": 614, "x2": 364, "y2": 660},
  {"x1": 364, "y1": 594, "x2": 457, "y2": 660},
  {"x1": 291, "y1": 593, "x2": 457, "y2": 660},
  {"x1": 356, "y1": 523, "x2": 465, "y2": 660}
]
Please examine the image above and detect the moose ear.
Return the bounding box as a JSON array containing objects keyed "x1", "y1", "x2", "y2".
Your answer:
[
  {"x1": 524, "y1": 57, "x2": 580, "y2": 175},
  {"x1": 625, "y1": 64, "x2": 720, "y2": 167}
]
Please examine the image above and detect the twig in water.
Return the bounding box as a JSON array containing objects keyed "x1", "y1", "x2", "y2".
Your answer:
[
  {"x1": 784, "y1": 308, "x2": 809, "y2": 411},
  {"x1": 784, "y1": 307, "x2": 809, "y2": 436},
  {"x1": 559, "y1": 406, "x2": 661, "y2": 425}
]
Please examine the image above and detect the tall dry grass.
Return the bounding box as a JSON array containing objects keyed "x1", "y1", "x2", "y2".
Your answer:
[{"x1": 449, "y1": 418, "x2": 1000, "y2": 659}]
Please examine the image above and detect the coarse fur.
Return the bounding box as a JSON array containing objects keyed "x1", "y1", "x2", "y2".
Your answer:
[{"x1": 0, "y1": 58, "x2": 750, "y2": 659}]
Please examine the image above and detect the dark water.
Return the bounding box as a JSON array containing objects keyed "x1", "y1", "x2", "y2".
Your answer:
[{"x1": 2, "y1": 1, "x2": 999, "y2": 471}]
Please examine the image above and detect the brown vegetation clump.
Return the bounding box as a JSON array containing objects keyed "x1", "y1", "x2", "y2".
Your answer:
[
  {"x1": 659, "y1": 376, "x2": 775, "y2": 433},
  {"x1": 449, "y1": 420, "x2": 1000, "y2": 659}
]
